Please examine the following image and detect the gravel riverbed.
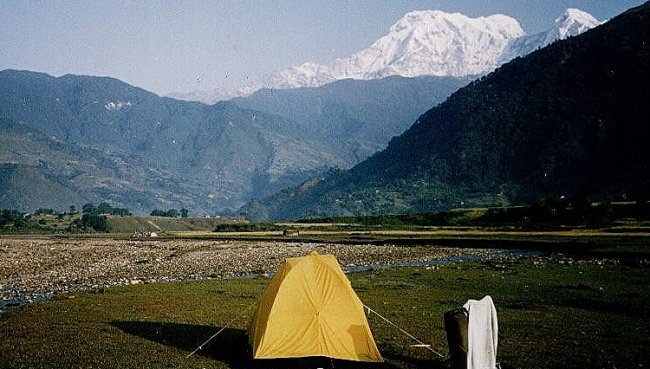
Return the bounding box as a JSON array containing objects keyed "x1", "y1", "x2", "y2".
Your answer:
[{"x1": 1, "y1": 237, "x2": 508, "y2": 310}]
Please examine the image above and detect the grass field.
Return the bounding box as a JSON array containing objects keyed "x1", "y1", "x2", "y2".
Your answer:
[{"x1": 1, "y1": 255, "x2": 648, "y2": 369}]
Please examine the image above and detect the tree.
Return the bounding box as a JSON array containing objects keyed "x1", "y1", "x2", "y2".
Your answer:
[
  {"x1": 111, "y1": 207, "x2": 131, "y2": 216},
  {"x1": 181, "y1": 208, "x2": 188, "y2": 218},
  {"x1": 70, "y1": 213, "x2": 110, "y2": 232},
  {"x1": 69, "y1": 205, "x2": 77, "y2": 215},
  {"x1": 82, "y1": 203, "x2": 98, "y2": 215},
  {"x1": 13, "y1": 215, "x2": 26, "y2": 229},
  {"x1": 35, "y1": 208, "x2": 55, "y2": 215},
  {"x1": 1, "y1": 209, "x2": 20, "y2": 226},
  {"x1": 98, "y1": 202, "x2": 113, "y2": 215},
  {"x1": 151, "y1": 208, "x2": 180, "y2": 217}
]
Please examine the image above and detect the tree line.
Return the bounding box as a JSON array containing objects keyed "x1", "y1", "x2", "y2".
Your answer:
[
  {"x1": 30, "y1": 203, "x2": 132, "y2": 217},
  {"x1": 150, "y1": 208, "x2": 189, "y2": 218},
  {"x1": 1, "y1": 203, "x2": 193, "y2": 233}
]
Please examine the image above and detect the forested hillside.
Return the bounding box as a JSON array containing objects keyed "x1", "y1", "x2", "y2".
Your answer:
[{"x1": 241, "y1": 3, "x2": 650, "y2": 221}]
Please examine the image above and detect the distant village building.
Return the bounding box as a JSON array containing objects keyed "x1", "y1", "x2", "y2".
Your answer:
[
  {"x1": 132, "y1": 230, "x2": 159, "y2": 238},
  {"x1": 283, "y1": 229, "x2": 300, "y2": 237}
]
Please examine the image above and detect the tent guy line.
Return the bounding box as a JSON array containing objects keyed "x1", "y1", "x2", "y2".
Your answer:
[
  {"x1": 364, "y1": 304, "x2": 445, "y2": 358},
  {"x1": 186, "y1": 303, "x2": 255, "y2": 359},
  {"x1": 185, "y1": 300, "x2": 446, "y2": 360}
]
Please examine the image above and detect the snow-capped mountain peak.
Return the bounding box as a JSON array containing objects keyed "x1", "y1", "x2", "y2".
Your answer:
[
  {"x1": 547, "y1": 8, "x2": 602, "y2": 43},
  {"x1": 264, "y1": 10, "x2": 524, "y2": 88},
  {"x1": 169, "y1": 9, "x2": 601, "y2": 104},
  {"x1": 498, "y1": 8, "x2": 603, "y2": 64}
]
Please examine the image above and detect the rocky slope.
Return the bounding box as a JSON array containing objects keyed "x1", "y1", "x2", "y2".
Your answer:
[{"x1": 0, "y1": 71, "x2": 340, "y2": 213}]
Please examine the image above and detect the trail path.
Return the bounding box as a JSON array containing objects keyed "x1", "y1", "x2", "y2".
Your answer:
[{"x1": 146, "y1": 220, "x2": 162, "y2": 231}]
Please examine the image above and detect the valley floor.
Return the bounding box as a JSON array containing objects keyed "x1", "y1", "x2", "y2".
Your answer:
[{"x1": 0, "y1": 240, "x2": 647, "y2": 369}]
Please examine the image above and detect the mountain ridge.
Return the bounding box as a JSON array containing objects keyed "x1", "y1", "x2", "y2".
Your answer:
[
  {"x1": 0, "y1": 70, "x2": 466, "y2": 213},
  {"x1": 232, "y1": 75, "x2": 470, "y2": 160},
  {"x1": 171, "y1": 8, "x2": 601, "y2": 104}
]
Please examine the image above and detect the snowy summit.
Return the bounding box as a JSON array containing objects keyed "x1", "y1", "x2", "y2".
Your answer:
[
  {"x1": 265, "y1": 11, "x2": 524, "y2": 88},
  {"x1": 549, "y1": 8, "x2": 602, "y2": 43},
  {"x1": 170, "y1": 9, "x2": 602, "y2": 104},
  {"x1": 499, "y1": 8, "x2": 603, "y2": 63}
]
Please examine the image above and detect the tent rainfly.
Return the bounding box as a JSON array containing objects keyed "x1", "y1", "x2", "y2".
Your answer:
[{"x1": 248, "y1": 251, "x2": 383, "y2": 362}]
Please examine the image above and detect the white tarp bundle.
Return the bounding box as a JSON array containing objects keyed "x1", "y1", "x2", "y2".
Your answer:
[{"x1": 463, "y1": 295, "x2": 498, "y2": 369}]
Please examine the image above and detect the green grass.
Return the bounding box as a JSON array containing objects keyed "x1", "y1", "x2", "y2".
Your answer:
[{"x1": 1, "y1": 257, "x2": 648, "y2": 369}]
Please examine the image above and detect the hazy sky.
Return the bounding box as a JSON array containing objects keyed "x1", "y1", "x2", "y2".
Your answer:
[{"x1": 1, "y1": 0, "x2": 644, "y2": 95}]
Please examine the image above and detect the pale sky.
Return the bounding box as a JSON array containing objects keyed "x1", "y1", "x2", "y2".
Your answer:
[{"x1": 1, "y1": 0, "x2": 644, "y2": 95}]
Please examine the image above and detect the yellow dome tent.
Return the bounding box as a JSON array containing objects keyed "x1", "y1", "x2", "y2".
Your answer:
[{"x1": 248, "y1": 251, "x2": 383, "y2": 362}]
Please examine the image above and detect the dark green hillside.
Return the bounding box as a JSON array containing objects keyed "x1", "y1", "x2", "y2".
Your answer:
[{"x1": 241, "y1": 3, "x2": 650, "y2": 221}]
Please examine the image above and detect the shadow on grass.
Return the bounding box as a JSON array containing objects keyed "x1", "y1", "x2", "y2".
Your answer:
[
  {"x1": 111, "y1": 321, "x2": 446, "y2": 369},
  {"x1": 111, "y1": 321, "x2": 251, "y2": 367}
]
